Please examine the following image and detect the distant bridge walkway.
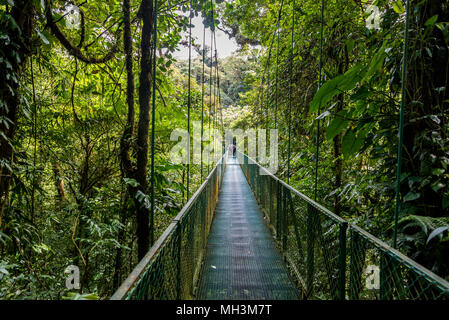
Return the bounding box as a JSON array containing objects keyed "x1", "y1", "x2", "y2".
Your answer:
[{"x1": 197, "y1": 157, "x2": 298, "y2": 299}]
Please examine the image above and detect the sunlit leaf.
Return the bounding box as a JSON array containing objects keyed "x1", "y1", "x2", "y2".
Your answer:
[
  {"x1": 404, "y1": 192, "x2": 420, "y2": 202},
  {"x1": 424, "y1": 15, "x2": 438, "y2": 27},
  {"x1": 392, "y1": 1, "x2": 405, "y2": 14}
]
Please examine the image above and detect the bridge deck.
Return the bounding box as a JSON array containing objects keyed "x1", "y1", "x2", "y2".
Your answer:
[{"x1": 197, "y1": 157, "x2": 298, "y2": 300}]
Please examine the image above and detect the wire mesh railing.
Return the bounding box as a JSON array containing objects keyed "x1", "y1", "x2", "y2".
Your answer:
[
  {"x1": 237, "y1": 152, "x2": 449, "y2": 300},
  {"x1": 111, "y1": 152, "x2": 228, "y2": 300}
]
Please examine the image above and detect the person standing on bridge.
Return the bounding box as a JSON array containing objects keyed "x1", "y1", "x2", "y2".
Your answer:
[{"x1": 228, "y1": 143, "x2": 236, "y2": 157}]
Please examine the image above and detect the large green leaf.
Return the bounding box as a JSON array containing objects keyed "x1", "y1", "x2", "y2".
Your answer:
[
  {"x1": 350, "y1": 86, "x2": 370, "y2": 101},
  {"x1": 342, "y1": 129, "x2": 365, "y2": 157},
  {"x1": 427, "y1": 226, "x2": 449, "y2": 244},
  {"x1": 425, "y1": 15, "x2": 438, "y2": 27},
  {"x1": 310, "y1": 42, "x2": 388, "y2": 114},
  {"x1": 404, "y1": 192, "x2": 421, "y2": 202},
  {"x1": 362, "y1": 41, "x2": 388, "y2": 82},
  {"x1": 443, "y1": 193, "x2": 449, "y2": 209},
  {"x1": 326, "y1": 112, "x2": 349, "y2": 141},
  {"x1": 431, "y1": 181, "x2": 445, "y2": 192},
  {"x1": 310, "y1": 63, "x2": 366, "y2": 113},
  {"x1": 392, "y1": 1, "x2": 405, "y2": 14},
  {"x1": 35, "y1": 27, "x2": 49, "y2": 45},
  {"x1": 0, "y1": 0, "x2": 14, "y2": 5}
]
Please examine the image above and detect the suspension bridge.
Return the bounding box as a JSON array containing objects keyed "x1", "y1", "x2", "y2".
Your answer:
[
  {"x1": 109, "y1": 0, "x2": 449, "y2": 300},
  {"x1": 111, "y1": 151, "x2": 449, "y2": 300}
]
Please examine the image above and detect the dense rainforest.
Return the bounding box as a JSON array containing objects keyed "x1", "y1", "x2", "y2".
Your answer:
[{"x1": 0, "y1": 0, "x2": 448, "y2": 299}]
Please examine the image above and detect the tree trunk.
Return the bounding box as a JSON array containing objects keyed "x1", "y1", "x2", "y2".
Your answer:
[
  {"x1": 0, "y1": 1, "x2": 35, "y2": 226},
  {"x1": 333, "y1": 94, "x2": 343, "y2": 216},
  {"x1": 115, "y1": 0, "x2": 135, "y2": 287},
  {"x1": 402, "y1": 0, "x2": 449, "y2": 217},
  {"x1": 332, "y1": 45, "x2": 348, "y2": 216},
  {"x1": 52, "y1": 162, "x2": 66, "y2": 205},
  {"x1": 120, "y1": 0, "x2": 136, "y2": 179},
  {"x1": 135, "y1": 0, "x2": 154, "y2": 260}
]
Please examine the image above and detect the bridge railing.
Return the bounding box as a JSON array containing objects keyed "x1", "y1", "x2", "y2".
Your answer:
[
  {"x1": 237, "y1": 152, "x2": 449, "y2": 300},
  {"x1": 111, "y1": 152, "x2": 228, "y2": 300}
]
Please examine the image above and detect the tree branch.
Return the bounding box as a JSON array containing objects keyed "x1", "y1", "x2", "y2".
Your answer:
[{"x1": 45, "y1": 0, "x2": 120, "y2": 64}]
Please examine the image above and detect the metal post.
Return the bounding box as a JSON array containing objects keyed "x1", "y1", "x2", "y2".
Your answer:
[
  {"x1": 150, "y1": 0, "x2": 159, "y2": 246},
  {"x1": 306, "y1": 204, "x2": 315, "y2": 298},
  {"x1": 393, "y1": 0, "x2": 411, "y2": 249},
  {"x1": 282, "y1": 188, "x2": 288, "y2": 252},
  {"x1": 176, "y1": 224, "x2": 182, "y2": 299},
  {"x1": 338, "y1": 222, "x2": 348, "y2": 300},
  {"x1": 380, "y1": 252, "x2": 387, "y2": 300}
]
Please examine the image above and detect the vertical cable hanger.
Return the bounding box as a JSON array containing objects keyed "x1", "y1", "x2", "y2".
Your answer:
[
  {"x1": 274, "y1": 0, "x2": 285, "y2": 130},
  {"x1": 186, "y1": 0, "x2": 193, "y2": 201},
  {"x1": 393, "y1": 0, "x2": 411, "y2": 249},
  {"x1": 274, "y1": 29, "x2": 280, "y2": 130},
  {"x1": 200, "y1": 11, "x2": 206, "y2": 182},
  {"x1": 313, "y1": 0, "x2": 325, "y2": 201},
  {"x1": 286, "y1": 0, "x2": 295, "y2": 184},
  {"x1": 265, "y1": 0, "x2": 286, "y2": 130},
  {"x1": 150, "y1": 0, "x2": 159, "y2": 246},
  {"x1": 213, "y1": 40, "x2": 218, "y2": 131},
  {"x1": 30, "y1": 57, "x2": 38, "y2": 223},
  {"x1": 216, "y1": 51, "x2": 220, "y2": 132},
  {"x1": 213, "y1": 48, "x2": 217, "y2": 136},
  {"x1": 219, "y1": 74, "x2": 224, "y2": 136},
  {"x1": 214, "y1": 51, "x2": 219, "y2": 154},
  {"x1": 217, "y1": 52, "x2": 224, "y2": 134},
  {"x1": 265, "y1": 57, "x2": 271, "y2": 129},
  {"x1": 211, "y1": 3, "x2": 224, "y2": 153},
  {"x1": 252, "y1": 1, "x2": 284, "y2": 161},
  {"x1": 208, "y1": 0, "x2": 214, "y2": 173},
  {"x1": 213, "y1": 31, "x2": 224, "y2": 144},
  {"x1": 256, "y1": 31, "x2": 277, "y2": 128}
]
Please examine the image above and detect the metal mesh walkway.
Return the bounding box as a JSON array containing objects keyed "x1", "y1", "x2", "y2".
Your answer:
[
  {"x1": 113, "y1": 153, "x2": 449, "y2": 300},
  {"x1": 197, "y1": 157, "x2": 299, "y2": 300}
]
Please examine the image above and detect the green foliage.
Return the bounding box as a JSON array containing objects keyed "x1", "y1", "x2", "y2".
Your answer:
[
  {"x1": 397, "y1": 215, "x2": 449, "y2": 275},
  {"x1": 62, "y1": 292, "x2": 99, "y2": 300},
  {"x1": 177, "y1": 51, "x2": 251, "y2": 108},
  {"x1": 0, "y1": 0, "x2": 221, "y2": 299},
  {"x1": 1, "y1": 0, "x2": 449, "y2": 299},
  {"x1": 221, "y1": 0, "x2": 449, "y2": 281}
]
